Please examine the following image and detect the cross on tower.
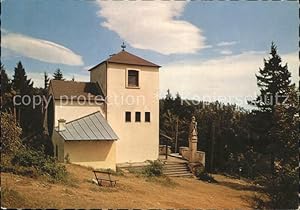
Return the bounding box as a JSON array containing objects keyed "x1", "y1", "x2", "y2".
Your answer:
[{"x1": 121, "y1": 42, "x2": 126, "y2": 51}]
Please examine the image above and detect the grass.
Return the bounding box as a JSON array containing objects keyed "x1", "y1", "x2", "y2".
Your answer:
[
  {"x1": 34, "y1": 170, "x2": 79, "y2": 188},
  {"x1": 126, "y1": 164, "x2": 177, "y2": 187},
  {"x1": 89, "y1": 185, "x2": 120, "y2": 193},
  {"x1": 63, "y1": 188, "x2": 75, "y2": 195},
  {"x1": 145, "y1": 176, "x2": 178, "y2": 187},
  {"x1": 1, "y1": 186, "x2": 25, "y2": 208},
  {"x1": 1, "y1": 164, "x2": 256, "y2": 208}
]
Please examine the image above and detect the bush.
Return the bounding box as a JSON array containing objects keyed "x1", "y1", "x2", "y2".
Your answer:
[
  {"x1": 127, "y1": 166, "x2": 143, "y2": 176},
  {"x1": 1, "y1": 112, "x2": 67, "y2": 183},
  {"x1": 143, "y1": 160, "x2": 164, "y2": 177},
  {"x1": 10, "y1": 148, "x2": 67, "y2": 181},
  {"x1": 1, "y1": 112, "x2": 22, "y2": 155},
  {"x1": 255, "y1": 170, "x2": 298, "y2": 209}
]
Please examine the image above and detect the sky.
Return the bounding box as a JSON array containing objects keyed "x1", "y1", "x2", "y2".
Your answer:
[{"x1": 1, "y1": 0, "x2": 298, "y2": 108}]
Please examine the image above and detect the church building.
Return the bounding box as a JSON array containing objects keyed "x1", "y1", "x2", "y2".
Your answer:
[{"x1": 46, "y1": 47, "x2": 160, "y2": 170}]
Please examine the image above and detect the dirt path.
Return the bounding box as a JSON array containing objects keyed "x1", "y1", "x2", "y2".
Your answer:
[{"x1": 1, "y1": 164, "x2": 256, "y2": 208}]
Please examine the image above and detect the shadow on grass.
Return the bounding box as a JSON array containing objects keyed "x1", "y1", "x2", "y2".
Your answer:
[
  {"x1": 239, "y1": 193, "x2": 267, "y2": 209},
  {"x1": 216, "y1": 180, "x2": 263, "y2": 192}
]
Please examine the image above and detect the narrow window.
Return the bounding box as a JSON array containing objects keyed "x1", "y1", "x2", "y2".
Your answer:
[
  {"x1": 135, "y1": 112, "x2": 141, "y2": 122},
  {"x1": 145, "y1": 112, "x2": 151, "y2": 122},
  {"x1": 55, "y1": 145, "x2": 58, "y2": 159},
  {"x1": 125, "y1": 112, "x2": 131, "y2": 122},
  {"x1": 128, "y1": 70, "x2": 139, "y2": 87}
]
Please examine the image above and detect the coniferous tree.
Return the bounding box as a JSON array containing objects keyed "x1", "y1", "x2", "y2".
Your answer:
[
  {"x1": 250, "y1": 43, "x2": 292, "y2": 174},
  {"x1": 1, "y1": 64, "x2": 14, "y2": 111},
  {"x1": 11, "y1": 62, "x2": 36, "y2": 136},
  {"x1": 256, "y1": 87, "x2": 299, "y2": 209},
  {"x1": 252, "y1": 42, "x2": 292, "y2": 112},
  {"x1": 160, "y1": 91, "x2": 252, "y2": 173},
  {"x1": 1, "y1": 64, "x2": 12, "y2": 93},
  {"x1": 12, "y1": 61, "x2": 33, "y2": 95},
  {"x1": 53, "y1": 68, "x2": 64, "y2": 80}
]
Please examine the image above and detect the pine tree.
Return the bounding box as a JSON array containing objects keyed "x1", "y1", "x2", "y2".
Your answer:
[
  {"x1": 1, "y1": 64, "x2": 12, "y2": 93},
  {"x1": 252, "y1": 42, "x2": 292, "y2": 112},
  {"x1": 53, "y1": 68, "x2": 64, "y2": 80},
  {"x1": 12, "y1": 61, "x2": 33, "y2": 95},
  {"x1": 250, "y1": 43, "x2": 292, "y2": 174},
  {"x1": 1, "y1": 64, "x2": 14, "y2": 111},
  {"x1": 11, "y1": 61, "x2": 36, "y2": 135},
  {"x1": 257, "y1": 87, "x2": 299, "y2": 209}
]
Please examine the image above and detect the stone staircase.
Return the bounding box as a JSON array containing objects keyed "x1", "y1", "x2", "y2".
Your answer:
[{"x1": 163, "y1": 161, "x2": 194, "y2": 177}]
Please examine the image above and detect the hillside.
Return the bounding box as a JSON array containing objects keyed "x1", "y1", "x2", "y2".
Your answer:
[{"x1": 1, "y1": 164, "x2": 257, "y2": 208}]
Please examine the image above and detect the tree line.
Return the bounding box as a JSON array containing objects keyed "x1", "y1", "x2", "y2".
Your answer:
[
  {"x1": 1, "y1": 64, "x2": 70, "y2": 186},
  {"x1": 1, "y1": 62, "x2": 70, "y2": 152},
  {"x1": 159, "y1": 43, "x2": 299, "y2": 208}
]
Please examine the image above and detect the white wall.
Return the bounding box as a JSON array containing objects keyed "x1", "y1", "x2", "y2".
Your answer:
[
  {"x1": 64, "y1": 140, "x2": 116, "y2": 170},
  {"x1": 54, "y1": 101, "x2": 105, "y2": 126},
  {"x1": 105, "y1": 63, "x2": 160, "y2": 163},
  {"x1": 51, "y1": 60, "x2": 160, "y2": 165},
  {"x1": 53, "y1": 129, "x2": 116, "y2": 170}
]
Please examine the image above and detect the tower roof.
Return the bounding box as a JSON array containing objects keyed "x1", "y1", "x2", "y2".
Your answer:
[{"x1": 89, "y1": 50, "x2": 160, "y2": 71}]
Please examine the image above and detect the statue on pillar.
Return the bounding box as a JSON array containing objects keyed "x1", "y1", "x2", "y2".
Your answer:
[
  {"x1": 189, "y1": 116, "x2": 198, "y2": 139},
  {"x1": 189, "y1": 116, "x2": 198, "y2": 162}
]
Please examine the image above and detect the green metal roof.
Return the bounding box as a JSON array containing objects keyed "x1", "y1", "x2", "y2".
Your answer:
[{"x1": 56, "y1": 112, "x2": 118, "y2": 141}]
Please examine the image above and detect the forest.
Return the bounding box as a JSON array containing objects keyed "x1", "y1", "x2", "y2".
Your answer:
[
  {"x1": 159, "y1": 43, "x2": 298, "y2": 208},
  {"x1": 1, "y1": 43, "x2": 299, "y2": 209}
]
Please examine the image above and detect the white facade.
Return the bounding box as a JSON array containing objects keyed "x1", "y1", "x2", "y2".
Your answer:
[
  {"x1": 91, "y1": 62, "x2": 160, "y2": 164},
  {"x1": 48, "y1": 51, "x2": 160, "y2": 168},
  {"x1": 53, "y1": 101, "x2": 105, "y2": 127}
]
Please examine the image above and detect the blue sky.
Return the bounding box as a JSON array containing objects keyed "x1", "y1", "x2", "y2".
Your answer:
[{"x1": 2, "y1": 0, "x2": 298, "y2": 107}]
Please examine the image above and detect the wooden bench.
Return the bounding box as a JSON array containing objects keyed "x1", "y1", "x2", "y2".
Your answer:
[{"x1": 93, "y1": 170, "x2": 118, "y2": 187}]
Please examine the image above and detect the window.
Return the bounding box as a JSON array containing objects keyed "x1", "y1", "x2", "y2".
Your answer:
[
  {"x1": 145, "y1": 112, "x2": 151, "y2": 122},
  {"x1": 128, "y1": 70, "x2": 139, "y2": 87},
  {"x1": 55, "y1": 145, "x2": 58, "y2": 159},
  {"x1": 135, "y1": 112, "x2": 141, "y2": 122},
  {"x1": 125, "y1": 112, "x2": 131, "y2": 122}
]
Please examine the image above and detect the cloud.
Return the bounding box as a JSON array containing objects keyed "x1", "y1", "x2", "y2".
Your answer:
[
  {"x1": 216, "y1": 41, "x2": 237, "y2": 47},
  {"x1": 202, "y1": 45, "x2": 213, "y2": 49},
  {"x1": 160, "y1": 51, "x2": 298, "y2": 107},
  {"x1": 96, "y1": 1, "x2": 206, "y2": 55},
  {"x1": 83, "y1": 65, "x2": 95, "y2": 71},
  {"x1": 219, "y1": 50, "x2": 233, "y2": 55},
  {"x1": 1, "y1": 33, "x2": 84, "y2": 66}
]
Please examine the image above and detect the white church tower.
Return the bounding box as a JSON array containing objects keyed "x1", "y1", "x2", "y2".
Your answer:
[{"x1": 89, "y1": 46, "x2": 160, "y2": 164}]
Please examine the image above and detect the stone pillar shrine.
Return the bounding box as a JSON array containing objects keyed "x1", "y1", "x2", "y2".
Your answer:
[{"x1": 189, "y1": 116, "x2": 198, "y2": 163}]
